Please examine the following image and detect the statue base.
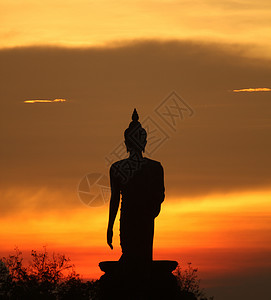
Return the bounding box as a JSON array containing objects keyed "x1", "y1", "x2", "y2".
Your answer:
[{"x1": 98, "y1": 260, "x2": 194, "y2": 300}]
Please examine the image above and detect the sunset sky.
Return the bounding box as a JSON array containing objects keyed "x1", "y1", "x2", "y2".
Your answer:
[{"x1": 1, "y1": 1, "x2": 271, "y2": 299}]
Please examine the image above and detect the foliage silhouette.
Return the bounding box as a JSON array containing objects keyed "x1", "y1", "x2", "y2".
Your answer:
[
  {"x1": 174, "y1": 263, "x2": 214, "y2": 300},
  {"x1": 0, "y1": 248, "x2": 213, "y2": 300},
  {"x1": 0, "y1": 247, "x2": 99, "y2": 300}
]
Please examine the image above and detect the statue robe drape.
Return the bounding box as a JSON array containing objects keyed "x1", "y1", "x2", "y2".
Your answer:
[{"x1": 110, "y1": 157, "x2": 165, "y2": 263}]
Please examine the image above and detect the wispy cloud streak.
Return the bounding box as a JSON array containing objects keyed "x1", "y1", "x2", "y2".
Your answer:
[
  {"x1": 24, "y1": 98, "x2": 66, "y2": 104},
  {"x1": 233, "y1": 88, "x2": 271, "y2": 92}
]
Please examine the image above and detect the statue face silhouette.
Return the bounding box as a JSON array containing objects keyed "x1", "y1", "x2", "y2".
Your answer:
[
  {"x1": 124, "y1": 109, "x2": 147, "y2": 153},
  {"x1": 124, "y1": 139, "x2": 147, "y2": 153}
]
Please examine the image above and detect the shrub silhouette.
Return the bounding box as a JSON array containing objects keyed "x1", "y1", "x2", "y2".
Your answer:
[
  {"x1": 0, "y1": 247, "x2": 99, "y2": 300},
  {"x1": 0, "y1": 248, "x2": 213, "y2": 300},
  {"x1": 174, "y1": 263, "x2": 214, "y2": 300}
]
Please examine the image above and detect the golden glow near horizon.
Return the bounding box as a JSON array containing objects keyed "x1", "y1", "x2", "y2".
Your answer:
[
  {"x1": 1, "y1": 0, "x2": 271, "y2": 58},
  {"x1": 233, "y1": 88, "x2": 271, "y2": 92},
  {"x1": 24, "y1": 98, "x2": 66, "y2": 103},
  {"x1": 1, "y1": 188, "x2": 270, "y2": 250},
  {"x1": 1, "y1": 188, "x2": 270, "y2": 278}
]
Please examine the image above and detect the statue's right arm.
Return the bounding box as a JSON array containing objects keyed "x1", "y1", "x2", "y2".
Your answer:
[{"x1": 107, "y1": 164, "x2": 121, "y2": 250}]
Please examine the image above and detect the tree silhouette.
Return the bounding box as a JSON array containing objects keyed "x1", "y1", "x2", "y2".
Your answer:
[
  {"x1": 0, "y1": 248, "x2": 213, "y2": 300},
  {"x1": 174, "y1": 263, "x2": 214, "y2": 300},
  {"x1": 0, "y1": 247, "x2": 98, "y2": 300}
]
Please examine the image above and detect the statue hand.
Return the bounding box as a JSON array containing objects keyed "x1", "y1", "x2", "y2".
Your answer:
[
  {"x1": 107, "y1": 228, "x2": 113, "y2": 250},
  {"x1": 153, "y1": 204, "x2": 161, "y2": 218}
]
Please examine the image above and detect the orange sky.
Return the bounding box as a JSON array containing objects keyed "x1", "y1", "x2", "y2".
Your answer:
[
  {"x1": 1, "y1": 188, "x2": 271, "y2": 289},
  {"x1": 1, "y1": 0, "x2": 271, "y2": 59},
  {"x1": 1, "y1": 1, "x2": 271, "y2": 299}
]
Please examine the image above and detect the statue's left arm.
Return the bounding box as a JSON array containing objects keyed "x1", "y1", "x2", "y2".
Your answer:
[{"x1": 153, "y1": 163, "x2": 165, "y2": 218}]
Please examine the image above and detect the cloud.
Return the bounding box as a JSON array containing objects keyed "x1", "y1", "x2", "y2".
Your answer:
[
  {"x1": 233, "y1": 88, "x2": 271, "y2": 92},
  {"x1": 24, "y1": 98, "x2": 67, "y2": 103},
  {"x1": 0, "y1": 40, "x2": 271, "y2": 201}
]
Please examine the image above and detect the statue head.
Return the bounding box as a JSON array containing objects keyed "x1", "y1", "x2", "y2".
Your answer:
[{"x1": 124, "y1": 108, "x2": 147, "y2": 153}]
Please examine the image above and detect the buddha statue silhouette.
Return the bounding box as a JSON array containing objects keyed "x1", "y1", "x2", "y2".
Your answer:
[{"x1": 107, "y1": 109, "x2": 165, "y2": 266}]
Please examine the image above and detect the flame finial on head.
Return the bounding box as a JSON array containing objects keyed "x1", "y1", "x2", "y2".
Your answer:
[
  {"x1": 132, "y1": 108, "x2": 139, "y2": 122},
  {"x1": 124, "y1": 108, "x2": 147, "y2": 152}
]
